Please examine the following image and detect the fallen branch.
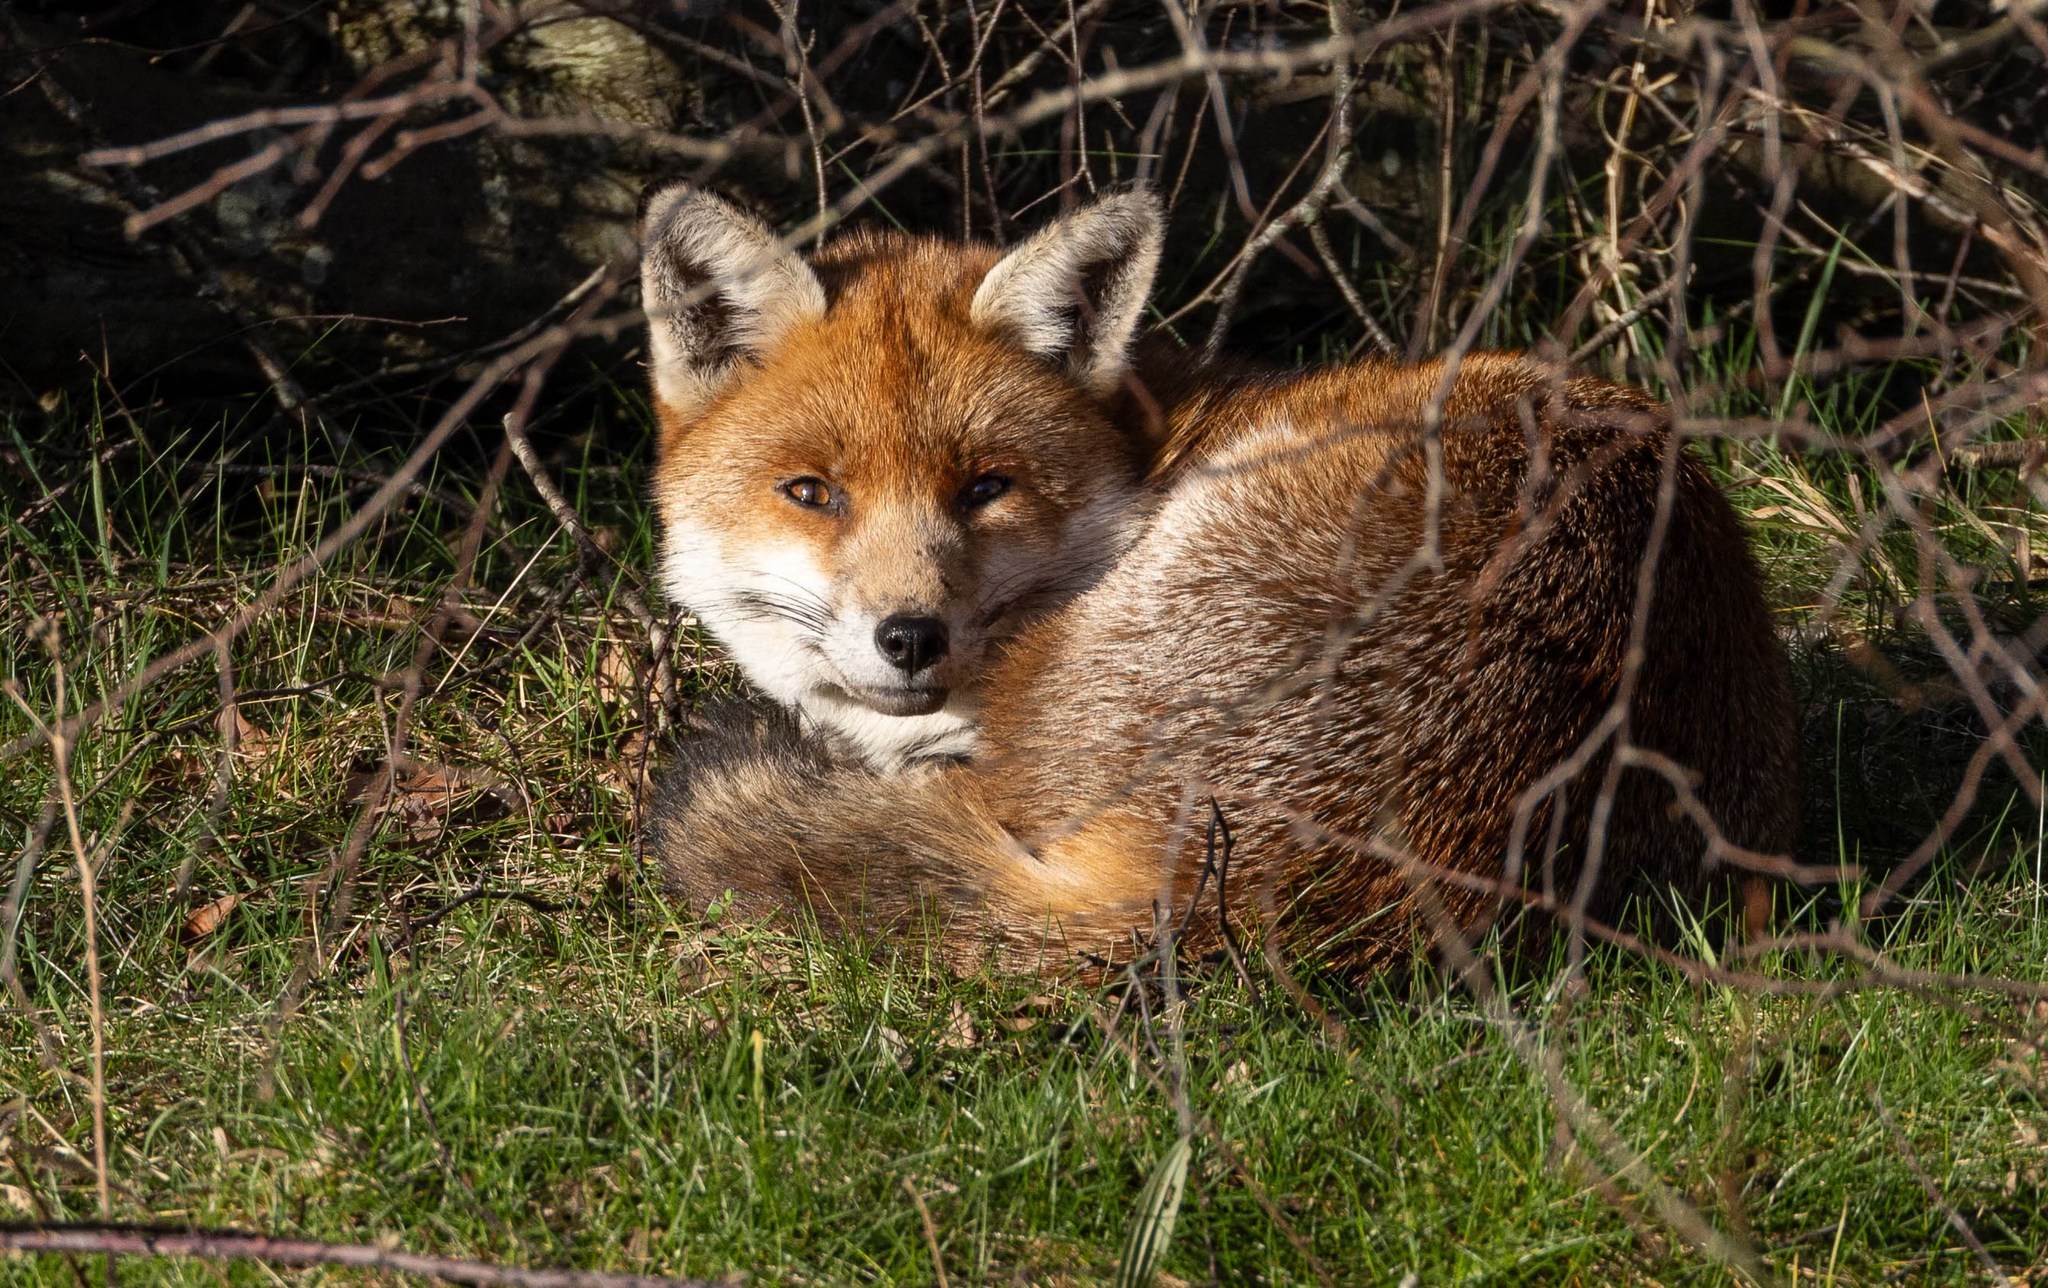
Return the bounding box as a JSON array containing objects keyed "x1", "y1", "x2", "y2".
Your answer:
[{"x1": 0, "y1": 1224, "x2": 718, "y2": 1288}]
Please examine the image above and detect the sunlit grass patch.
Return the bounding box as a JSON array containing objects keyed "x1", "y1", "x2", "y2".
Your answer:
[{"x1": 3, "y1": 375, "x2": 2045, "y2": 1284}]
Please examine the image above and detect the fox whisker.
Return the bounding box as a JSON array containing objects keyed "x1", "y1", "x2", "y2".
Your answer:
[
  {"x1": 710, "y1": 590, "x2": 833, "y2": 635},
  {"x1": 748, "y1": 570, "x2": 837, "y2": 614},
  {"x1": 970, "y1": 553, "x2": 1125, "y2": 630}
]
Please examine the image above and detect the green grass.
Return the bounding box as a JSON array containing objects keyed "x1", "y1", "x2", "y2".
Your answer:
[{"x1": 3, "y1": 375, "x2": 2046, "y2": 1285}]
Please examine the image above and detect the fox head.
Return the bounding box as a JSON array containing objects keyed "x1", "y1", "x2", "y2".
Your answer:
[{"x1": 640, "y1": 184, "x2": 1164, "y2": 767}]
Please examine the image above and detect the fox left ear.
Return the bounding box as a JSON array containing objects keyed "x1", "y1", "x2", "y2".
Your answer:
[
  {"x1": 970, "y1": 188, "x2": 1163, "y2": 395},
  {"x1": 640, "y1": 182, "x2": 828, "y2": 416}
]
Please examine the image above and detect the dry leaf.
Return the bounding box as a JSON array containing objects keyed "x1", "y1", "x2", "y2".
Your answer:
[
  {"x1": 876, "y1": 1025, "x2": 911, "y2": 1071},
  {"x1": 594, "y1": 639, "x2": 639, "y2": 707},
  {"x1": 335, "y1": 595, "x2": 514, "y2": 645},
  {"x1": 334, "y1": 597, "x2": 422, "y2": 632},
  {"x1": 1004, "y1": 993, "x2": 1058, "y2": 1032},
  {"x1": 346, "y1": 763, "x2": 453, "y2": 841},
  {"x1": 599, "y1": 730, "x2": 656, "y2": 802},
  {"x1": 217, "y1": 704, "x2": 273, "y2": 764},
  {"x1": 146, "y1": 748, "x2": 210, "y2": 794},
  {"x1": 345, "y1": 758, "x2": 515, "y2": 842},
  {"x1": 146, "y1": 706, "x2": 274, "y2": 797},
  {"x1": 938, "y1": 1000, "x2": 978, "y2": 1051},
  {"x1": 182, "y1": 893, "x2": 240, "y2": 941}
]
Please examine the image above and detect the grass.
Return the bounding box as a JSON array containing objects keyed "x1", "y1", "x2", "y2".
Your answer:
[{"x1": 3, "y1": 363, "x2": 2047, "y2": 1285}]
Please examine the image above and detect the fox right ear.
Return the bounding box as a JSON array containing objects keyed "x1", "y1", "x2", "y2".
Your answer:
[
  {"x1": 640, "y1": 184, "x2": 827, "y2": 415},
  {"x1": 970, "y1": 188, "x2": 1163, "y2": 395}
]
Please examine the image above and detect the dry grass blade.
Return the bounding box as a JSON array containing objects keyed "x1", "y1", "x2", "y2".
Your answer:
[{"x1": 1114, "y1": 1134, "x2": 1192, "y2": 1288}]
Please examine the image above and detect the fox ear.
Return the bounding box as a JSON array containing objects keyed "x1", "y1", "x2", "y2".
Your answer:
[
  {"x1": 640, "y1": 183, "x2": 827, "y2": 415},
  {"x1": 970, "y1": 188, "x2": 1163, "y2": 394}
]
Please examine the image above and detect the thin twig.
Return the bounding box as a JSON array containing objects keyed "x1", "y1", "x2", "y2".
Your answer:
[
  {"x1": 0, "y1": 1225, "x2": 717, "y2": 1288},
  {"x1": 898, "y1": 1176, "x2": 950, "y2": 1288},
  {"x1": 5, "y1": 9, "x2": 323, "y2": 425},
  {"x1": 1201, "y1": 0, "x2": 1360, "y2": 357},
  {"x1": 4, "y1": 631, "x2": 113, "y2": 1227},
  {"x1": 1872, "y1": 1093, "x2": 2018, "y2": 1287}
]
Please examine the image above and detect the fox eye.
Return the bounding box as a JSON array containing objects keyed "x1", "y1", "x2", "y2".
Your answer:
[
  {"x1": 962, "y1": 474, "x2": 1010, "y2": 508},
  {"x1": 781, "y1": 477, "x2": 834, "y2": 509}
]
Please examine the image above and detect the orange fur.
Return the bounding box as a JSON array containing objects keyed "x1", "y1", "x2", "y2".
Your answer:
[
  {"x1": 641, "y1": 187, "x2": 1801, "y2": 977},
  {"x1": 642, "y1": 188, "x2": 1160, "y2": 767}
]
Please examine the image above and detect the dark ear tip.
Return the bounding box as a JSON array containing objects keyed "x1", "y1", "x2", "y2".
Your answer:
[
  {"x1": 1086, "y1": 184, "x2": 1164, "y2": 244},
  {"x1": 639, "y1": 182, "x2": 788, "y2": 248},
  {"x1": 638, "y1": 178, "x2": 698, "y2": 238},
  {"x1": 643, "y1": 174, "x2": 733, "y2": 234},
  {"x1": 1094, "y1": 179, "x2": 1161, "y2": 215}
]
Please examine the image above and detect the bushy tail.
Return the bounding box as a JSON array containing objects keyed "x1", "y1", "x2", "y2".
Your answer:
[{"x1": 647, "y1": 701, "x2": 1129, "y2": 971}]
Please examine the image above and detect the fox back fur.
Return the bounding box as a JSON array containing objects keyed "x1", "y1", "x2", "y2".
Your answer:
[{"x1": 638, "y1": 183, "x2": 1801, "y2": 977}]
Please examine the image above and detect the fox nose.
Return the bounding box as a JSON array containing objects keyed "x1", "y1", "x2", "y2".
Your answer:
[{"x1": 874, "y1": 614, "x2": 948, "y2": 674}]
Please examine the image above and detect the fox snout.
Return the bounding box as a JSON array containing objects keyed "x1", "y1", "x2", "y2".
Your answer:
[
  {"x1": 875, "y1": 614, "x2": 948, "y2": 674},
  {"x1": 823, "y1": 570, "x2": 967, "y2": 717}
]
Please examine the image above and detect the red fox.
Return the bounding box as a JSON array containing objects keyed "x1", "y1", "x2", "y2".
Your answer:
[
  {"x1": 642, "y1": 184, "x2": 1160, "y2": 769},
  {"x1": 638, "y1": 183, "x2": 1801, "y2": 976}
]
